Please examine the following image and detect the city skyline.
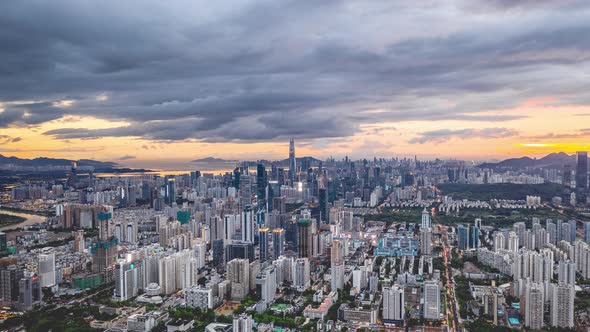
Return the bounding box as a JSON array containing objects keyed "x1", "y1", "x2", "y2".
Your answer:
[{"x1": 1, "y1": 1, "x2": 590, "y2": 166}]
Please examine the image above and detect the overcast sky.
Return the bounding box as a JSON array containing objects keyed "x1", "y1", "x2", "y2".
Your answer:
[{"x1": 1, "y1": 0, "x2": 590, "y2": 167}]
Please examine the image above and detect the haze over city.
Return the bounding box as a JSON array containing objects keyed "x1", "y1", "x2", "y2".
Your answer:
[{"x1": 1, "y1": 1, "x2": 590, "y2": 167}]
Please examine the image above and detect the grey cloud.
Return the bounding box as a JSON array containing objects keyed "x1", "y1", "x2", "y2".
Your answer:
[
  {"x1": 118, "y1": 155, "x2": 136, "y2": 161},
  {"x1": 0, "y1": 1, "x2": 589, "y2": 143},
  {"x1": 409, "y1": 128, "x2": 519, "y2": 144}
]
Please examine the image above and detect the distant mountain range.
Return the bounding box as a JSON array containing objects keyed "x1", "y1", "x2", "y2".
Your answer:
[
  {"x1": 0, "y1": 154, "x2": 117, "y2": 168},
  {"x1": 279, "y1": 156, "x2": 323, "y2": 165},
  {"x1": 478, "y1": 152, "x2": 587, "y2": 170},
  {"x1": 191, "y1": 157, "x2": 238, "y2": 163}
]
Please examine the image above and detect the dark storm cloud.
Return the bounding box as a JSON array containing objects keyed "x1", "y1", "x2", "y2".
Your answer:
[
  {"x1": 0, "y1": 0, "x2": 590, "y2": 142},
  {"x1": 409, "y1": 128, "x2": 519, "y2": 144}
]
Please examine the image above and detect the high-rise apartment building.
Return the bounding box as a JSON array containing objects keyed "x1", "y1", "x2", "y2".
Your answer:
[
  {"x1": 550, "y1": 283, "x2": 574, "y2": 328},
  {"x1": 383, "y1": 285, "x2": 405, "y2": 322},
  {"x1": 227, "y1": 258, "x2": 250, "y2": 301}
]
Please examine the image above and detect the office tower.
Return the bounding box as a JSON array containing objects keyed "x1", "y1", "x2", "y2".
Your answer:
[
  {"x1": 233, "y1": 313, "x2": 253, "y2": 332},
  {"x1": 114, "y1": 261, "x2": 139, "y2": 301},
  {"x1": 524, "y1": 282, "x2": 544, "y2": 329},
  {"x1": 577, "y1": 151, "x2": 588, "y2": 189},
  {"x1": 469, "y1": 226, "x2": 479, "y2": 249},
  {"x1": 212, "y1": 239, "x2": 224, "y2": 267},
  {"x1": 166, "y1": 178, "x2": 176, "y2": 205},
  {"x1": 227, "y1": 259, "x2": 250, "y2": 301},
  {"x1": 558, "y1": 260, "x2": 576, "y2": 287},
  {"x1": 508, "y1": 231, "x2": 519, "y2": 252},
  {"x1": 293, "y1": 258, "x2": 310, "y2": 292},
  {"x1": 272, "y1": 228, "x2": 285, "y2": 259},
  {"x1": 241, "y1": 206, "x2": 255, "y2": 243},
  {"x1": 239, "y1": 176, "x2": 253, "y2": 210},
  {"x1": 297, "y1": 219, "x2": 313, "y2": 258},
  {"x1": 256, "y1": 163, "x2": 267, "y2": 203},
  {"x1": 92, "y1": 211, "x2": 118, "y2": 278},
  {"x1": 38, "y1": 253, "x2": 56, "y2": 288},
  {"x1": 331, "y1": 239, "x2": 345, "y2": 291},
  {"x1": 1, "y1": 266, "x2": 24, "y2": 302},
  {"x1": 421, "y1": 208, "x2": 431, "y2": 229},
  {"x1": 0, "y1": 232, "x2": 7, "y2": 254},
  {"x1": 225, "y1": 241, "x2": 255, "y2": 262},
  {"x1": 319, "y1": 188, "x2": 329, "y2": 223},
  {"x1": 421, "y1": 228, "x2": 432, "y2": 255},
  {"x1": 383, "y1": 285, "x2": 405, "y2": 322},
  {"x1": 550, "y1": 283, "x2": 575, "y2": 328},
  {"x1": 224, "y1": 214, "x2": 239, "y2": 242},
  {"x1": 18, "y1": 273, "x2": 42, "y2": 311},
  {"x1": 493, "y1": 232, "x2": 505, "y2": 252},
  {"x1": 256, "y1": 266, "x2": 277, "y2": 303},
  {"x1": 457, "y1": 225, "x2": 468, "y2": 250},
  {"x1": 259, "y1": 228, "x2": 270, "y2": 261},
  {"x1": 289, "y1": 138, "x2": 296, "y2": 183},
  {"x1": 423, "y1": 281, "x2": 440, "y2": 320}
]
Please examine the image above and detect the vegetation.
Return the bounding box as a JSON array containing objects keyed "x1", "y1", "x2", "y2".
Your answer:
[
  {"x1": 0, "y1": 305, "x2": 102, "y2": 331},
  {"x1": 437, "y1": 182, "x2": 565, "y2": 201},
  {"x1": 365, "y1": 208, "x2": 422, "y2": 225},
  {"x1": 453, "y1": 276, "x2": 473, "y2": 319},
  {"x1": 0, "y1": 213, "x2": 26, "y2": 226},
  {"x1": 168, "y1": 307, "x2": 218, "y2": 331}
]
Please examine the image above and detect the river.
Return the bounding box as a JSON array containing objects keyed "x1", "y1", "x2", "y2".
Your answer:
[{"x1": 0, "y1": 209, "x2": 47, "y2": 231}]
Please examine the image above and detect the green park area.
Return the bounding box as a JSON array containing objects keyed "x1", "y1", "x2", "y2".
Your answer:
[
  {"x1": 0, "y1": 213, "x2": 26, "y2": 227},
  {"x1": 436, "y1": 182, "x2": 565, "y2": 201}
]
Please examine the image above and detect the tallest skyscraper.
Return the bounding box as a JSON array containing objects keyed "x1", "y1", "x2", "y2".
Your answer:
[{"x1": 289, "y1": 138, "x2": 297, "y2": 183}]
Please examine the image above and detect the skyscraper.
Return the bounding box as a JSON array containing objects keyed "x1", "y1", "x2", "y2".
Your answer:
[
  {"x1": 256, "y1": 164, "x2": 267, "y2": 206},
  {"x1": 272, "y1": 228, "x2": 285, "y2": 259},
  {"x1": 423, "y1": 281, "x2": 440, "y2": 320},
  {"x1": 297, "y1": 219, "x2": 313, "y2": 258},
  {"x1": 227, "y1": 259, "x2": 250, "y2": 301},
  {"x1": 577, "y1": 151, "x2": 588, "y2": 189},
  {"x1": 457, "y1": 225, "x2": 468, "y2": 250},
  {"x1": 289, "y1": 138, "x2": 296, "y2": 183},
  {"x1": 38, "y1": 254, "x2": 56, "y2": 288},
  {"x1": 420, "y1": 228, "x2": 432, "y2": 255},
  {"x1": 421, "y1": 208, "x2": 431, "y2": 229},
  {"x1": 524, "y1": 282, "x2": 544, "y2": 329},
  {"x1": 550, "y1": 283, "x2": 575, "y2": 329},
  {"x1": 241, "y1": 206, "x2": 255, "y2": 244},
  {"x1": 293, "y1": 258, "x2": 310, "y2": 292},
  {"x1": 331, "y1": 239, "x2": 345, "y2": 291},
  {"x1": 259, "y1": 228, "x2": 270, "y2": 261},
  {"x1": 383, "y1": 285, "x2": 405, "y2": 323},
  {"x1": 558, "y1": 260, "x2": 576, "y2": 287}
]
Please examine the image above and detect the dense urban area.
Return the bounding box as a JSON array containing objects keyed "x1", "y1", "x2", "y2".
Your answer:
[{"x1": 0, "y1": 142, "x2": 589, "y2": 332}]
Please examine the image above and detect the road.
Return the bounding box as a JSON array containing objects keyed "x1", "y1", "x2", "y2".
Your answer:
[{"x1": 441, "y1": 225, "x2": 460, "y2": 332}]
